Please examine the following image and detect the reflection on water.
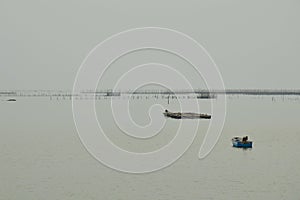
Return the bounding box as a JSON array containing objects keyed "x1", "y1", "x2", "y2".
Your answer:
[{"x1": 0, "y1": 96, "x2": 300, "y2": 199}]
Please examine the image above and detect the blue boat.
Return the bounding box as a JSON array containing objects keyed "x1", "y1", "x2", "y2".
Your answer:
[{"x1": 232, "y1": 136, "x2": 253, "y2": 148}]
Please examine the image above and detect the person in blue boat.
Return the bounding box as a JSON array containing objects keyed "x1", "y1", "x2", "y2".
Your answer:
[{"x1": 242, "y1": 136, "x2": 248, "y2": 143}]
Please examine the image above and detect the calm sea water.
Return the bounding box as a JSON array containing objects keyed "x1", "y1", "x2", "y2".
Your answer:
[{"x1": 1, "y1": 96, "x2": 300, "y2": 199}]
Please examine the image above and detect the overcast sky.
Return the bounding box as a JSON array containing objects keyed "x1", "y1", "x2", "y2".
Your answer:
[{"x1": 0, "y1": 0, "x2": 299, "y2": 90}]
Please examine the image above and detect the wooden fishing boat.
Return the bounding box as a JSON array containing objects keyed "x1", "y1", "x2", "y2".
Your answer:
[
  {"x1": 163, "y1": 110, "x2": 211, "y2": 119},
  {"x1": 232, "y1": 136, "x2": 253, "y2": 148}
]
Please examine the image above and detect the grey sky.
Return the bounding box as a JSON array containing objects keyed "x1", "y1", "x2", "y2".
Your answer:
[{"x1": 0, "y1": 0, "x2": 299, "y2": 90}]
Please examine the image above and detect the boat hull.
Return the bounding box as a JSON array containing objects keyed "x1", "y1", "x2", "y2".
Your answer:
[
  {"x1": 232, "y1": 141, "x2": 253, "y2": 148},
  {"x1": 163, "y1": 112, "x2": 211, "y2": 119}
]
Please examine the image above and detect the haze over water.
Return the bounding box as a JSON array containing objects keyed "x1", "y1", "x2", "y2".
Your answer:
[
  {"x1": 1, "y1": 96, "x2": 299, "y2": 199},
  {"x1": 1, "y1": 1, "x2": 300, "y2": 199}
]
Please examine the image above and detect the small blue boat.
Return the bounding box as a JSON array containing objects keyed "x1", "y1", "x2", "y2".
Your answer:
[{"x1": 232, "y1": 136, "x2": 253, "y2": 148}]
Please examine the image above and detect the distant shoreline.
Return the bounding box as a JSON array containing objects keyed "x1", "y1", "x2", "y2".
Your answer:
[{"x1": 1, "y1": 89, "x2": 300, "y2": 97}]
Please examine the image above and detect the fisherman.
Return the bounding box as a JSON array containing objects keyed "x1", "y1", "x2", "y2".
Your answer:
[
  {"x1": 242, "y1": 136, "x2": 248, "y2": 143},
  {"x1": 165, "y1": 109, "x2": 168, "y2": 113}
]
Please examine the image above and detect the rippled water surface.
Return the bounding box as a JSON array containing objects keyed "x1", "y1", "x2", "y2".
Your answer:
[{"x1": 1, "y1": 96, "x2": 300, "y2": 199}]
